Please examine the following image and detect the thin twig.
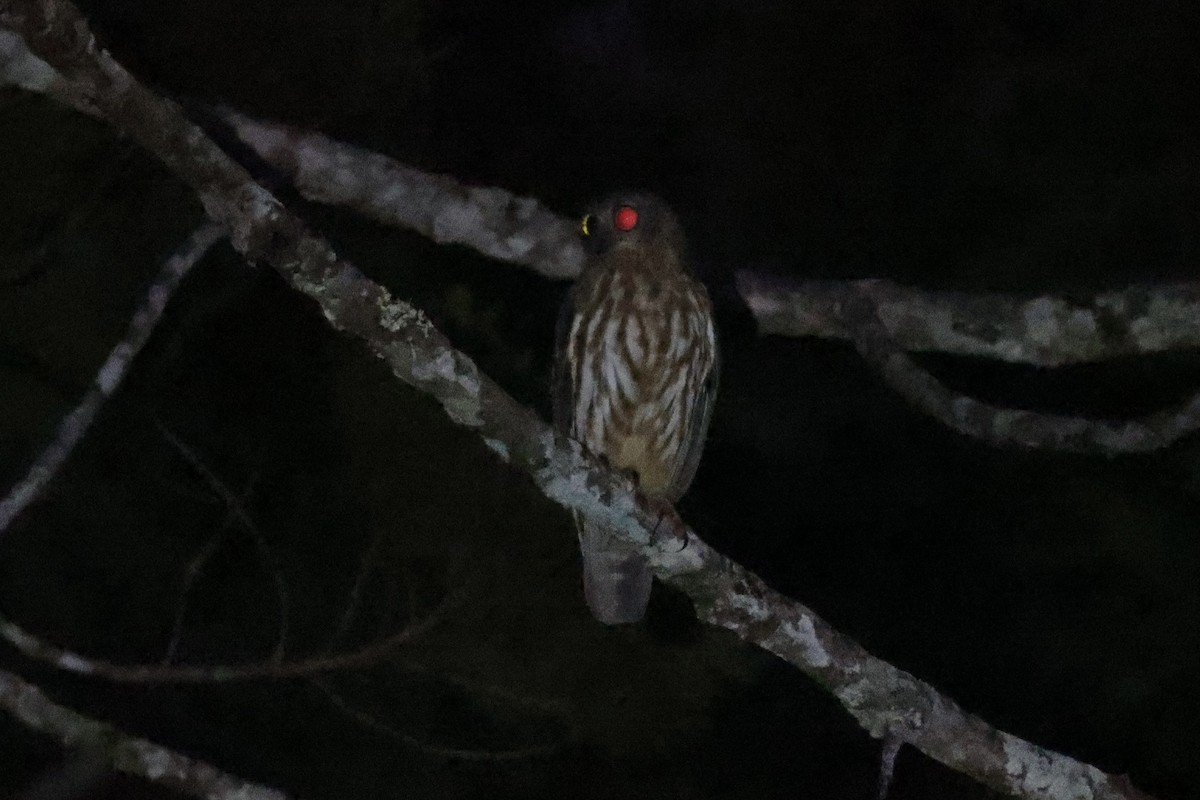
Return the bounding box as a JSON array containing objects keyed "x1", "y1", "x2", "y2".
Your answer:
[
  {"x1": 163, "y1": 524, "x2": 231, "y2": 664},
  {"x1": 0, "y1": 222, "x2": 224, "y2": 538},
  {"x1": 0, "y1": 591, "x2": 456, "y2": 683},
  {"x1": 327, "y1": 524, "x2": 387, "y2": 651},
  {"x1": 389, "y1": 660, "x2": 574, "y2": 717},
  {"x1": 310, "y1": 676, "x2": 563, "y2": 762},
  {"x1": 155, "y1": 421, "x2": 291, "y2": 663}
]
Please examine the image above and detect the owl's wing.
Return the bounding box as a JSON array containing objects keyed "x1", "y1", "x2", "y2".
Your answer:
[
  {"x1": 551, "y1": 285, "x2": 578, "y2": 438},
  {"x1": 666, "y1": 342, "x2": 719, "y2": 501}
]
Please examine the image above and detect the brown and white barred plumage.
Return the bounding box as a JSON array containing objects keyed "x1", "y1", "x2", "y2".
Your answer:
[{"x1": 554, "y1": 192, "x2": 718, "y2": 625}]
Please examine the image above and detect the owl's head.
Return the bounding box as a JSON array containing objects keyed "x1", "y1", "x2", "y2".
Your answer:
[{"x1": 579, "y1": 191, "x2": 686, "y2": 263}]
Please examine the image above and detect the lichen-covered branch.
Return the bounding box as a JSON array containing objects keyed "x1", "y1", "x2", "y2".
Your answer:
[
  {"x1": 214, "y1": 108, "x2": 1200, "y2": 370},
  {"x1": 214, "y1": 106, "x2": 585, "y2": 280},
  {"x1": 837, "y1": 283, "x2": 1200, "y2": 452},
  {"x1": 665, "y1": 541, "x2": 1154, "y2": 800},
  {"x1": 737, "y1": 272, "x2": 1200, "y2": 367},
  {"x1": 0, "y1": 667, "x2": 294, "y2": 800},
  {"x1": 0, "y1": 2, "x2": 1160, "y2": 798}
]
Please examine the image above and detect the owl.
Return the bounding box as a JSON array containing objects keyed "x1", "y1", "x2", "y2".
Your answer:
[{"x1": 553, "y1": 192, "x2": 719, "y2": 624}]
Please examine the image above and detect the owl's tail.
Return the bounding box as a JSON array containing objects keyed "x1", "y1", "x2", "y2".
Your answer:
[{"x1": 577, "y1": 517, "x2": 653, "y2": 625}]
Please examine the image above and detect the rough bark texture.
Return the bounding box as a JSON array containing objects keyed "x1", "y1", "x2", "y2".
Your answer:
[
  {"x1": 739, "y1": 272, "x2": 1200, "y2": 366},
  {"x1": 836, "y1": 284, "x2": 1200, "y2": 453}
]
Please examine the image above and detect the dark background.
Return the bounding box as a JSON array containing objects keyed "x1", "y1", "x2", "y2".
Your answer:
[{"x1": 2, "y1": 1, "x2": 1200, "y2": 798}]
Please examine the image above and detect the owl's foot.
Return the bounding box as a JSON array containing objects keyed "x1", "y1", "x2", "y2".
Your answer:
[{"x1": 639, "y1": 495, "x2": 688, "y2": 552}]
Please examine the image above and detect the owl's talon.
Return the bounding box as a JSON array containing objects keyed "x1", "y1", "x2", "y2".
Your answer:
[{"x1": 640, "y1": 495, "x2": 687, "y2": 548}]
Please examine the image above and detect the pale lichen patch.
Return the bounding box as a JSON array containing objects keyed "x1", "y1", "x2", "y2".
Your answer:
[
  {"x1": 483, "y1": 438, "x2": 510, "y2": 461},
  {"x1": 432, "y1": 199, "x2": 485, "y2": 243},
  {"x1": 724, "y1": 592, "x2": 771, "y2": 623},
  {"x1": 58, "y1": 653, "x2": 96, "y2": 674},
  {"x1": 1002, "y1": 737, "x2": 1100, "y2": 800},
  {"x1": 836, "y1": 676, "x2": 871, "y2": 709},
  {"x1": 534, "y1": 430, "x2": 646, "y2": 542},
  {"x1": 0, "y1": 30, "x2": 59, "y2": 93},
  {"x1": 1064, "y1": 308, "x2": 1099, "y2": 341},
  {"x1": 950, "y1": 396, "x2": 976, "y2": 424},
  {"x1": 378, "y1": 296, "x2": 433, "y2": 335},
  {"x1": 992, "y1": 338, "x2": 1026, "y2": 361},
  {"x1": 412, "y1": 349, "x2": 483, "y2": 426},
  {"x1": 296, "y1": 138, "x2": 334, "y2": 177},
  {"x1": 502, "y1": 231, "x2": 537, "y2": 259},
  {"x1": 780, "y1": 615, "x2": 831, "y2": 668},
  {"x1": 96, "y1": 348, "x2": 129, "y2": 395},
  {"x1": 235, "y1": 116, "x2": 290, "y2": 159},
  {"x1": 1022, "y1": 296, "x2": 1061, "y2": 347},
  {"x1": 136, "y1": 744, "x2": 173, "y2": 780}
]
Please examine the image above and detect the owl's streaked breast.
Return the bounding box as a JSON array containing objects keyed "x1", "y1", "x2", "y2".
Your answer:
[{"x1": 565, "y1": 262, "x2": 715, "y2": 495}]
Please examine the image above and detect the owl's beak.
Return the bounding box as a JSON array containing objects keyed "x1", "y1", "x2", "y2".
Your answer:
[{"x1": 580, "y1": 224, "x2": 610, "y2": 255}]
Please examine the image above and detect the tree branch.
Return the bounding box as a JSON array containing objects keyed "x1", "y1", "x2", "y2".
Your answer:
[
  {"x1": 0, "y1": 591, "x2": 453, "y2": 683},
  {"x1": 214, "y1": 107, "x2": 1200, "y2": 368},
  {"x1": 839, "y1": 283, "x2": 1200, "y2": 452},
  {"x1": 0, "y1": 667, "x2": 294, "y2": 800},
  {"x1": 0, "y1": 222, "x2": 224, "y2": 539},
  {"x1": 737, "y1": 272, "x2": 1200, "y2": 366}
]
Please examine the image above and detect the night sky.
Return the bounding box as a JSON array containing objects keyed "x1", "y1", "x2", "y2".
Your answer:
[{"x1": 2, "y1": 1, "x2": 1200, "y2": 798}]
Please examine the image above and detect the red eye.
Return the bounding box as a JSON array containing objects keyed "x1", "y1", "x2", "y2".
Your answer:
[{"x1": 613, "y1": 205, "x2": 639, "y2": 232}]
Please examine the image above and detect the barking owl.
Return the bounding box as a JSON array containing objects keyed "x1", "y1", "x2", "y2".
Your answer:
[{"x1": 553, "y1": 192, "x2": 718, "y2": 624}]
